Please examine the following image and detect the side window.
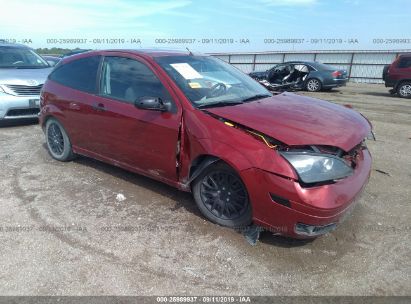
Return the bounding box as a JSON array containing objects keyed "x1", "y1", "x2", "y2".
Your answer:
[
  {"x1": 306, "y1": 65, "x2": 315, "y2": 71},
  {"x1": 398, "y1": 57, "x2": 411, "y2": 68},
  {"x1": 100, "y1": 56, "x2": 172, "y2": 104},
  {"x1": 49, "y1": 56, "x2": 100, "y2": 93}
]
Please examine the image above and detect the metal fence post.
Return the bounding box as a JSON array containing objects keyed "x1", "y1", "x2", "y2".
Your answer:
[{"x1": 348, "y1": 52, "x2": 355, "y2": 81}]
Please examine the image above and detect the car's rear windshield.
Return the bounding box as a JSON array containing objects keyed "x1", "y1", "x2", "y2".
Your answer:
[
  {"x1": 154, "y1": 55, "x2": 271, "y2": 106},
  {"x1": 0, "y1": 47, "x2": 49, "y2": 68}
]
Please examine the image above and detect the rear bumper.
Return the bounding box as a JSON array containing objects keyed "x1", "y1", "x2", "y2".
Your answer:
[
  {"x1": 0, "y1": 93, "x2": 40, "y2": 120},
  {"x1": 383, "y1": 73, "x2": 396, "y2": 87},
  {"x1": 241, "y1": 148, "x2": 371, "y2": 238}
]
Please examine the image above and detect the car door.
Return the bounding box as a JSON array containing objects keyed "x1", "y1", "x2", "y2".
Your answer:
[{"x1": 86, "y1": 55, "x2": 182, "y2": 182}]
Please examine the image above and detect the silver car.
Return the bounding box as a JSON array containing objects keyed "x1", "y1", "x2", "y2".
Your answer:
[{"x1": 0, "y1": 42, "x2": 53, "y2": 120}]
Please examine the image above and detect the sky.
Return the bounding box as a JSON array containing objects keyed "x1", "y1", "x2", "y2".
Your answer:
[{"x1": 0, "y1": 0, "x2": 410, "y2": 52}]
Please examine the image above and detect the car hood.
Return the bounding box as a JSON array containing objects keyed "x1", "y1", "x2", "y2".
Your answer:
[
  {"x1": 0, "y1": 67, "x2": 53, "y2": 85},
  {"x1": 206, "y1": 93, "x2": 371, "y2": 151}
]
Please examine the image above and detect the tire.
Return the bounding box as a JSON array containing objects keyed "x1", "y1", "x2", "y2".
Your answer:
[
  {"x1": 45, "y1": 118, "x2": 75, "y2": 161},
  {"x1": 306, "y1": 78, "x2": 322, "y2": 92},
  {"x1": 397, "y1": 82, "x2": 411, "y2": 98},
  {"x1": 192, "y1": 162, "x2": 252, "y2": 228}
]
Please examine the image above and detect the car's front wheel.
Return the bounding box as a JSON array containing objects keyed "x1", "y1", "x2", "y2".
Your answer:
[
  {"x1": 306, "y1": 78, "x2": 322, "y2": 92},
  {"x1": 397, "y1": 82, "x2": 411, "y2": 98},
  {"x1": 192, "y1": 162, "x2": 252, "y2": 228},
  {"x1": 45, "y1": 118, "x2": 75, "y2": 161}
]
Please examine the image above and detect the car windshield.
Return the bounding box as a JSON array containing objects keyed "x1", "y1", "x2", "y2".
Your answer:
[
  {"x1": 155, "y1": 55, "x2": 271, "y2": 108},
  {"x1": 0, "y1": 47, "x2": 49, "y2": 68}
]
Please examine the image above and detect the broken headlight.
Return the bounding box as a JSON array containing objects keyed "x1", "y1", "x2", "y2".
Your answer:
[{"x1": 280, "y1": 152, "x2": 353, "y2": 184}]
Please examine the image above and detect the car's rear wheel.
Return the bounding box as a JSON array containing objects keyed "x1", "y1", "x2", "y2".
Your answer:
[
  {"x1": 306, "y1": 78, "x2": 322, "y2": 92},
  {"x1": 192, "y1": 162, "x2": 252, "y2": 228},
  {"x1": 45, "y1": 118, "x2": 75, "y2": 161},
  {"x1": 397, "y1": 82, "x2": 411, "y2": 98}
]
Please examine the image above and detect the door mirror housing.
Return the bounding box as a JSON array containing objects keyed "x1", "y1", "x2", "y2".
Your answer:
[{"x1": 134, "y1": 96, "x2": 171, "y2": 112}]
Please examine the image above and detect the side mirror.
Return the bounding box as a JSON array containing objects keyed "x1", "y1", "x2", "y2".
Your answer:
[
  {"x1": 47, "y1": 61, "x2": 56, "y2": 67},
  {"x1": 134, "y1": 96, "x2": 171, "y2": 112}
]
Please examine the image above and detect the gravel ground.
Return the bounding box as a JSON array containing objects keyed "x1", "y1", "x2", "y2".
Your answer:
[{"x1": 0, "y1": 83, "x2": 410, "y2": 296}]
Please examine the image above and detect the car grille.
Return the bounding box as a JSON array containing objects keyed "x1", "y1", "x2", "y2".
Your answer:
[
  {"x1": 6, "y1": 108, "x2": 40, "y2": 117},
  {"x1": 4, "y1": 84, "x2": 43, "y2": 96}
]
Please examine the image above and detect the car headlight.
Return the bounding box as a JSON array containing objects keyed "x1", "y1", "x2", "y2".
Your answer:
[{"x1": 280, "y1": 152, "x2": 353, "y2": 184}]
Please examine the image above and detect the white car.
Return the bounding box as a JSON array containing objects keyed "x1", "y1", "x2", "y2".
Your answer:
[{"x1": 0, "y1": 42, "x2": 53, "y2": 120}]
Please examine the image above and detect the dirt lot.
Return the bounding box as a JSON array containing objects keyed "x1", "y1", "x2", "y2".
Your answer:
[{"x1": 0, "y1": 83, "x2": 410, "y2": 296}]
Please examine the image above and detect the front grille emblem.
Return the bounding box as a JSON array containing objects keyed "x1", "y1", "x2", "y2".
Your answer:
[{"x1": 27, "y1": 80, "x2": 38, "y2": 86}]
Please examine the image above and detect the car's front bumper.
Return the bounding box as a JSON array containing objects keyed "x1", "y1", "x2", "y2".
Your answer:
[
  {"x1": 0, "y1": 93, "x2": 40, "y2": 120},
  {"x1": 241, "y1": 148, "x2": 372, "y2": 238}
]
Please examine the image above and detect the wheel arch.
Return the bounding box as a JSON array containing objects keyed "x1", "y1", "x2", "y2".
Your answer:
[
  {"x1": 395, "y1": 79, "x2": 411, "y2": 90},
  {"x1": 185, "y1": 145, "x2": 253, "y2": 190},
  {"x1": 40, "y1": 105, "x2": 66, "y2": 128},
  {"x1": 187, "y1": 155, "x2": 220, "y2": 186}
]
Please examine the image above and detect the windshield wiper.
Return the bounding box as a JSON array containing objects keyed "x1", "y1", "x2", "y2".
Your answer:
[
  {"x1": 196, "y1": 100, "x2": 243, "y2": 109},
  {"x1": 241, "y1": 94, "x2": 271, "y2": 102}
]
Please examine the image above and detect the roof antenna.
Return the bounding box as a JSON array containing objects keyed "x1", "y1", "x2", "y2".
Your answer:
[{"x1": 186, "y1": 47, "x2": 193, "y2": 56}]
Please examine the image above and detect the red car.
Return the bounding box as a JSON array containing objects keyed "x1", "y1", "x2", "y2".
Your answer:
[
  {"x1": 383, "y1": 53, "x2": 411, "y2": 98},
  {"x1": 39, "y1": 50, "x2": 373, "y2": 238}
]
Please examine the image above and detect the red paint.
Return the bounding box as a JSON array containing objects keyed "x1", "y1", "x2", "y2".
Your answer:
[
  {"x1": 207, "y1": 93, "x2": 370, "y2": 152},
  {"x1": 39, "y1": 50, "x2": 373, "y2": 238},
  {"x1": 385, "y1": 54, "x2": 411, "y2": 85}
]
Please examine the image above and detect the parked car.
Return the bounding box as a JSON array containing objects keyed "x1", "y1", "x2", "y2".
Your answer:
[
  {"x1": 39, "y1": 50, "x2": 372, "y2": 239},
  {"x1": 41, "y1": 55, "x2": 61, "y2": 67},
  {"x1": 249, "y1": 61, "x2": 348, "y2": 92},
  {"x1": 0, "y1": 42, "x2": 53, "y2": 121},
  {"x1": 383, "y1": 53, "x2": 411, "y2": 98}
]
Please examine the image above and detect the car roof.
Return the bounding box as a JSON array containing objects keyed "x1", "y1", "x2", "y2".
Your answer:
[
  {"x1": 59, "y1": 49, "x2": 200, "y2": 65},
  {"x1": 73, "y1": 49, "x2": 195, "y2": 58},
  {"x1": 284, "y1": 61, "x2": 314, "y2": 65},
  {"x1": 107, "y1": 49, "x2": 196, "y2": 57},
  {"x1": 0, "y1": 42, "x2": 30, "y2": 49}
]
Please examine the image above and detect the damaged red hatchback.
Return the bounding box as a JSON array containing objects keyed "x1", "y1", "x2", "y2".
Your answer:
[{"x1": 39, "y1": 50, "x2": 372, "y2": 238}]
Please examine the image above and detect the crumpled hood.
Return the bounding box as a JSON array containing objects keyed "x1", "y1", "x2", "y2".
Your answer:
[
  {"x1": 0, "y1": 67, "x2": 52, "y2": 85},
  {"x1": 207, "y1": 92, "x2": 371, "y2": 152}
]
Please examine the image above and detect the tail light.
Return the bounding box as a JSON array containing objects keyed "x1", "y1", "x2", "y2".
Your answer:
[{"x1": 332, "y1": 71, "x2": 342, "y2": 78}]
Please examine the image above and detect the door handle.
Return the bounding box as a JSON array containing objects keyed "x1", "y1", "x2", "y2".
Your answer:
[{"x1": 92, "y1": 103, "x2": 106, "y2": 111}]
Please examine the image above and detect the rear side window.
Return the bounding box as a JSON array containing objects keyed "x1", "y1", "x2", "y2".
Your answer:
[
  {"x1": 398, "y1": 57, "x2": 411, "y2": 68},
  {"x1": 49, "y1": 56, "x2": 101, "y2": 93}
]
